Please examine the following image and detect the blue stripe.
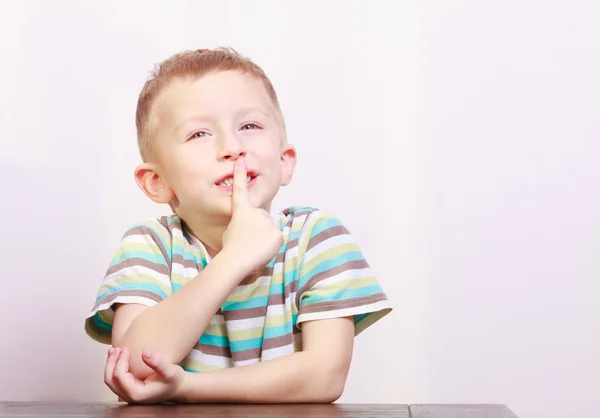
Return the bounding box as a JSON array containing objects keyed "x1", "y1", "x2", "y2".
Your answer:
[
  {"x1": 92, "y1": 314, "x2": 112, "y2": 332},
  {"x1": 129, "y1": 221, "x2": 171, "y2": 253},
  {"x1": 110, "y1": 251, "x2": 167, "y2": 267},
  {"x1": 354, "y1": 313, "x2": 369, "y2": 325},
  {"x1": 231, "y1": 337, "x2": 263, "y2": 351},
  {"x1": 298, "y1": 251, "x2": 365, "y2": 289},
  {"x1": 222, "y1": 296, "x2": 269, "y2": 311},
  {"x1": 312, "y1": 216, "x2": 343, "y2": 235},
  {"x1": 263, "y1": 323, "x2": 293, "y2": 339},
  {"x1": 97, "y1": 282, "x2": 169, "y2": 301},
  {"x1": 283, "y1": 267, "x2": 301, "y2": 285},
  {"x1": 199, "y1": 334, "x2": 229, "y2": 347},
  {"x1": 302, "y1": 284, "x2": 383, "y2": 305},
  {"x1": 172, "y1": 245, "x2": 203, "y2": 265},
  {"x1": 287, "y1": 229, "x2": 303, "y2": 243}
]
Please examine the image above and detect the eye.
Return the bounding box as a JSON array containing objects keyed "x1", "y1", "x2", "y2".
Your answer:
[
  {"x1": 240, "y1": 123, "x2": 261, "y2": 131},
  {"x1": 189, "y1": 131, "x2": 208, "y2": 140}
]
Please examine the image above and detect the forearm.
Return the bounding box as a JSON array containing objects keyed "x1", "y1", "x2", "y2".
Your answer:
[
  {"x1": 118, "y1": 249, "x2": 245, "y2": 377},
  {"x1": 174, "y1": 351, "x2": 347, "y2": 404}
]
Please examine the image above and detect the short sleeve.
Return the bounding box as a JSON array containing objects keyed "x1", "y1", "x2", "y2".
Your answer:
[
  {"x1": 84, "y1": 220, "x2": 173, "y2": 344},
  {"x1": 295, "y1": 212, "x2": 392, "y2": 335}
]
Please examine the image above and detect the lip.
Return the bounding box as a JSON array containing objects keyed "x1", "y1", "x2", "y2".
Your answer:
[
  {"x1": 215, "y1": 175, "x2": 258, "y2": 192},
  {"x1": 214, "y1": 170, "x2": 259, "y2": 192},
  {"x1": 214, "y1": 169, "x2": 258, "y2": 185}
]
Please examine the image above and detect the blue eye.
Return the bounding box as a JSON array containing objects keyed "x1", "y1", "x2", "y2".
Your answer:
[
  {"x1": 241, "y1": 123, "x2": 260, "y2": 130},
  {"x1": 190, "y1": 131, "x2": 208, "y2": 139}
]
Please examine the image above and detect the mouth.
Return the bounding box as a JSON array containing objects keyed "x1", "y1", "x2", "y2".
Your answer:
[{"x1": 215, "y1": 170, "x2": 258, "y2": 187}]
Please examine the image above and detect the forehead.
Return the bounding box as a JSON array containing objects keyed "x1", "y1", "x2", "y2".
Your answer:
[{"x1": 153, "y1": 70, "x2": 275, "y2": 126}]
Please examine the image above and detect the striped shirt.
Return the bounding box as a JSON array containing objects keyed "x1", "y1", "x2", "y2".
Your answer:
[{"x1": 85, "y1": 206, "x2": 392, "y2": 372}]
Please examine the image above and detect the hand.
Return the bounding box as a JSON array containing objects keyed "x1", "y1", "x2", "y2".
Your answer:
[
  {"x1": 104, "y1": 347, "x2": 186, "y2": 404},
  {"x1": 222, "y1": 157, "x2": 284, "y2": 275}
]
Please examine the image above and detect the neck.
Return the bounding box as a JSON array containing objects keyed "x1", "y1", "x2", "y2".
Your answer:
[{"x1": 180, "y1": 213, "x2": 231, "y2": 259}]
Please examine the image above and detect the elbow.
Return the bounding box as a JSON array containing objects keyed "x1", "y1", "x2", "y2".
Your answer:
[
  {"x1": 319, "y1": 386, "x2": 344, "y2": 404},
  {"x1": 312, "y1": 365, "x2": 348, "y2": 403},
  {"x1": 112, "y1": 344, "x2": 155, "y2": 381}
]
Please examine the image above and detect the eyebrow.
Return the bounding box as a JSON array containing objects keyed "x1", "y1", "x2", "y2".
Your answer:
[
  {"x1": 172, "y1": 107, "x2": 272, "y2": 135},
  {"x1": 236, "y1": 106, "x2": 270, "y2": 117}
]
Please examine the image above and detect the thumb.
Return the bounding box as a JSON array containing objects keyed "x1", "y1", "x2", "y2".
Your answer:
[
  {"x1": 231, "y1": 158, "x2": 250, "y2": 211},
  {"x1": 142, "y1": 350, "x2": 178, "y2": 380}
]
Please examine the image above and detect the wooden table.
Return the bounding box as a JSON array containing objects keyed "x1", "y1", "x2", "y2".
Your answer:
[{"x1": 0, "y1": 402, "x2": 519, "y2": 417}]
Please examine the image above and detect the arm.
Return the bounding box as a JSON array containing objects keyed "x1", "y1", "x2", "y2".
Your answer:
[
  {"x1": 173, "y1": 316, "x2": 355, "y2": 404},
  {"x1": 112, "y1": 158, "x2": 283, "y2": 380},
  {"x1": 113, "y1": 249, "x2": 245, "y2": 379}
]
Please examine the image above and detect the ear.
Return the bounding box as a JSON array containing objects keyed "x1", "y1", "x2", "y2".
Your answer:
[
  {"x1": 280, "y1": 144, "x2": 297, "y2": 186},
  {"x1": 134, "y1": 162, "x2": 175, "y2": 204}
]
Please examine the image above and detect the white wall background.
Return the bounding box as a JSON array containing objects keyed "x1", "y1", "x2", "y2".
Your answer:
[{"x1": 0, "y1": 1, "x2": 598, "y2": 418}]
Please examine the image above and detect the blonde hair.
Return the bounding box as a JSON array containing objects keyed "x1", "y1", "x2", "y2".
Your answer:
[{"x1": 135, "y1": 47, "x2": 285, "y2": 161}]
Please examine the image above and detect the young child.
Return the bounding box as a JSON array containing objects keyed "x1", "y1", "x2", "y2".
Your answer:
[{"x1": 85, "y1": 47, "x2": 392, "y2": 404}]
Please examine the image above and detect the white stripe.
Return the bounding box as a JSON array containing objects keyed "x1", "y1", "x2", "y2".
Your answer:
[
  {"x1": 234, "y1": 358, "x2": 261, "y2": 367},
  {"x1": 103, "y1": 265, "x2": 171, "y2": 288},
  {"x1": 182, "y1": 266, "x2": 200, "y2": 276},
  {"x1": 120, "y1": 234, "x2": 163, "y2": 246},
  {"x1": 304, "y1": 233, "x2": 356, "y2": 264},
  {"x1": 225, "y1": 300, "x2": 293, "y2": 331},
  {"x1": 229, "y1": 275, "x2": 272, "y2": 296},
  {"x1": 88, "y1": 296, "x2": 158, "y2": 317},
  {"x1": 261, "y1": 343, "x2": 295, "y2": 360},
  {"x1": 187, "y1": 349, "x2": 233, "y2": 368},
  {"x1": 273, "y1": 260, "x2": 284, "y2": 275},
  {"x1": 296, "y1": 300, "x2": 392, "y2": 324},
  {"x1": 265, "y1": 303, "x2": 286, "y2": 317},
  {"x1": 210, "y1": 314, "x2": 225, "y2": 325},
  {"x1": 283, "y1": 243, "x2": 300, "y2": 261},
  {"x1": 224, "y1": 316, "x2": 266, "y2": 332},
  {"x1": 308, "y1": 266, "x2": 373, "y2": 290}
]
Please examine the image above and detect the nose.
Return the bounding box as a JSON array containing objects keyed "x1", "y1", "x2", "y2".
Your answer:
[{"x1": 217, "y1": 131, "x2": 246, "y2": 161}]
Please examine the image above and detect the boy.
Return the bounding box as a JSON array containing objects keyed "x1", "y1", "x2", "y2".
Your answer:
[{"x1": 85, "y1": 47, "x2": 392, "y2": 404}]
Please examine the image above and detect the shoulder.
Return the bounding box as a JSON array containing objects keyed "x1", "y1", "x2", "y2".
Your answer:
[
  {"x1": 112, "y1": 214, "x2": 185, "y2": 264},
  {"x1": 279, "y1": 205, "x2": 349, "y2": 235},
  {"x1": 121, "y1": 214, "x2": 183, "y2": 237},
  {"x1": 280, "y1": 206, "x2": 351, "y2": 241},
  {"x1": 118, "y1": 214, "x2": 185, "y2": 244}
]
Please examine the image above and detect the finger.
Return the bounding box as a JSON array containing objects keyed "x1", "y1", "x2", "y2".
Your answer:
[
  {"x1": 231, "y1": 157, "x2": 250, "y2": 210},
  {"x1": 104, "y1": 348, "x2": 118, "y2": 386},
  {"x1": 142, "y1": 350, "x2": 178, "y2": 380},
  {"x1": 105, "y1": 348, "x2": 127, "y2": 400},
  {"x1": 113, "y1": 347, "x2": 130, "y2": 379},
  {"x1": 112, "y1": 348, "x2": 140, "y2": 394}
]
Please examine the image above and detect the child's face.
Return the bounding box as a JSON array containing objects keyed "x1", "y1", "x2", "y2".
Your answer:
[{"x1": 147, "y1": 70, "x2": 295, "y2": 220}]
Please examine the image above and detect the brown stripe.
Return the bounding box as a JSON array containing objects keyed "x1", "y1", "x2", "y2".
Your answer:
[
  {"x1": 285, "y1": 208, "x2": 314, "y2": 219},
  {"x1": 286, "y1": 237, "x2": 299, "y2": 251},
  {"x1": 91, "y1": 289, "x2": 164, "y2": 312},
  {"x1": 220, "y1": 279, "x2": 299, "y2": 321},
  {"x1": 172, "y1": 254, "x2": 201, "y2": 270},
  {"x1": 262, "y1": 333, "x2": 293, "y2": 351},
  {"x1": 267, "y1": 291, "x2": 285, "y2": 306},
  {"x1": 159, "y1": 216, "x2": 183, "y2": 232},
  {"x1": 306, "y1": 225, "x2": 349, "y2": 253},
  {"x1": 192, "y1": 342, "x2": 232, "y2": 358},
  {"x1": 222, "y1": 306, "x2": 267, "y2": 321},
  {"x1": 106, "y1": 258, "x2": 170, "y2": 276},
  {"x1": 299, "y1": 293, "x2": 388, "y2": 315},
  {"x1": 232, "y1": 347, "x2": 262, "y2": 362},
  {"x1": 295, "y1": 259, "x2": 370, "y2": 307},
  {"x1": 122, "y1": 225, "x2": 172, "y2": 270},
  {"x1": 240, "y1": 265, "x2": 274, "y2": 286}
]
